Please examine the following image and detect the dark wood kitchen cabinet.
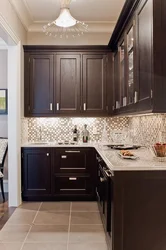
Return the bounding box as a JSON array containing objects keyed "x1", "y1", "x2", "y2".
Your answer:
[
  {"x1": 82, "y1": 54, "x2": 108, "y2": 115},
  {"x1": 21, "y1": 148, "x2": 51, "y2": 200},
  {"x1": 24, "y1": 54, "x2": 54, "y2": 116},
  {"x1": 21, "y1": 147, "x2": 96, "y2": 201},
  {"x1": 107, "y1": 171, "x2": 166, "y2": 250},
  {"x1": 109, "y1": 0, "x2": 166, "y2": 115},
  {"x1": 24, "y1": 46, "x2": 111, "y2": 117},
  {"x1": 55, "y1": 54, "x2": 81, "y2": 115}
]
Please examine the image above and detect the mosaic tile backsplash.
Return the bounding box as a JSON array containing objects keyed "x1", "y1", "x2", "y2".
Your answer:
[{"x1": 21, "y1": 114, "x2": 166, "y2": 145}]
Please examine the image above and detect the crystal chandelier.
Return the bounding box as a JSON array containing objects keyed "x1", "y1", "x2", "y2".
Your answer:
[{"x1": 43, "y1": 0, "x2": 88, "y2": 38}]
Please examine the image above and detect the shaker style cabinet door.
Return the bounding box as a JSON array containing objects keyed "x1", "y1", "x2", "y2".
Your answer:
[
  {"x1": 82, "y1": 54, "x2": 107, "y2": 115},
  {"x1": 55, "y1": 54, "x2": 81, "y2": 115},
  {"x1": 22, "y1": 148, "x2": 51, "y2": 198},
  {"x1": 25, "y1": 54, "x2": 54, "y2": 116}
]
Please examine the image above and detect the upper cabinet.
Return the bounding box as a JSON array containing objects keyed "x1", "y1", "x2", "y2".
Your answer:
[
  {"x1": 24, "y1": 46, "x2": 111, "y2": 117},
  {"x1": 82, "y1": 54, "x2": 107, "y2": 115},
  {"x1": 109, "y1": 0, "x2": 166, "y2": 115}
]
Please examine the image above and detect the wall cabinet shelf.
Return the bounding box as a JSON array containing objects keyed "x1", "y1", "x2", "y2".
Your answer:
[{"x1": 24, "y1": 46, "x2": 111, "y2": 117}]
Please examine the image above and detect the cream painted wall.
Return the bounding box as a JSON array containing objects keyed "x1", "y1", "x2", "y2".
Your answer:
[
  {"x1": 0, "y1": 0, "x2": 27, "y2": 43},
  {"x1": 27, "y1": 32, "x2": 111, "y2": 45}
]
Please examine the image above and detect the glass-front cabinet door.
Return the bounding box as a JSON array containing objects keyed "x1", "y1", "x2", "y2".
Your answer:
[
  {"x1": 119, "y1": 40, "x2": 126, "y2": 107},
  {"x1": 127, "y1": 24, "x2": 135, "y2": 105}
]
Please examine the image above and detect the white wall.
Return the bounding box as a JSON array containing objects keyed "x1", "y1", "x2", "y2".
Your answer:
[
  {"x1": 27, "y1": 32, "x2": 111, "y2": 45},
  {"x1": 0, "y1": 49, "x2": 8, "y2": 137}
]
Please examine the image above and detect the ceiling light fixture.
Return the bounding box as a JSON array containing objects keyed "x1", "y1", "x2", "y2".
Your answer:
[{"x1": 43, "y1": 0, "x2": 88, "y2": 38}]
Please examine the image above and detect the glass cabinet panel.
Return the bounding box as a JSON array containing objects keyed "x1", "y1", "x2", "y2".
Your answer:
[
  {"x1": 127, "y1": 26, "x2": 134, "y2": 104},
  {"x1": 119, "y1": 41, "x2": 126, "y2": 106}
]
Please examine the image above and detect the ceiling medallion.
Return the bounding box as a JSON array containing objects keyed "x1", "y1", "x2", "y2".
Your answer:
[{"x1": 43, "y1": 0, "x2": 88, "y2": 38}]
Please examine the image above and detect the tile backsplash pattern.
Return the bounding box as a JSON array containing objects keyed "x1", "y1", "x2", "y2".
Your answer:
[
  {"x1": 21, "y1": 114, "x2": 166, "y2": 145},
  {"x1": 22, "y1": 117, "x2": 129, "y2": 143}
]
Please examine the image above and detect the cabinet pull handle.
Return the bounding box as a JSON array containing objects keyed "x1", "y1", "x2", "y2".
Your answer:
[
  {"x1": 57, "y1": 103, "x2": 59, "y2": 110},
  {"x1": 50, "y1": 103, "x2": 53, "y2": 111},
  {"x1": 134, "y1": 91, "x2": 138, "y2": 103},
  {"x1": 69, "y1": 177, "x2": 77, "y2": 181},
  {"x1": 100, "y1": 177, "x2": 105, "y2": 182},
  {"x1": 83, "y1": 103, "x2": 86, "y2": 111},
  {"x1": 151, "y1": 89, "x2": 153, "y2": 98},
  {"x1": 46, "y1": 153, "x2": 49, "y2": 156},
  {"x1": 61, "y1": 155, "x2": 67, "y2": 159},
  {"x1": 65, "y1": 151, "x2": 80, "y2": 153}
]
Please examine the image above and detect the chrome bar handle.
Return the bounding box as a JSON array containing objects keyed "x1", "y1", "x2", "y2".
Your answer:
[
  {"x1": 134, "y1": 91, "x2": 138, "y2": 103},
  {"x1": 65, "y1": 151, "x2": 80, "y2": 153},
  {"x1": 57, "y1": 103, "x2": 59, "y2": 110},
  {"x1": 50, "y1": 103, "x2": 53, "y2": 111},
  {"x1": 69, "y1": 177, "x2": 77, "y2": 181},
  {"x1": 83, "y1": 103, "x2": 86, "y2": 111}
]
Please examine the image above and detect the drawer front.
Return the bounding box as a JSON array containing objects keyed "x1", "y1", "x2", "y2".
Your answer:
[
  {"x1": 54, "y1": 176, "x2": 93, "y2": 195},
  {"x1": 54, "y1": 148, "x2": 94, "y2": 174}
]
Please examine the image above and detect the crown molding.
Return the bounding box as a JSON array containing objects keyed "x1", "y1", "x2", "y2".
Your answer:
[{"x1": 8, "y1": 0, "x2": 33, "y2": 31}]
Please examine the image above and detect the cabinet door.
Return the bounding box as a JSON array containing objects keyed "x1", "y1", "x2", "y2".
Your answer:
[
  {"x1": 136, "y1": 0, "x2": 153, "y2": 111},
  {"x1": 113, "y1": 52, "x2": 120, "y2": 110},
  {"x1": 82, "y1": 54, "x2": 107, "y2": 115},
  {"x1": 27, "y1": 54, "x2": 54, "y2": 116},
  {"x1": 55, "y1": 54, "x2": 81, "y2": 115},
  {"x1": 22, "y1": 148, "x2": 51, "y2": 197}
]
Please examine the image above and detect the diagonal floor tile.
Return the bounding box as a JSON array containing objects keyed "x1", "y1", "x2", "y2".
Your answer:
[
  {"x1": 40, "y1": 202, "x2": 71, "y2": 212},
  {"x1": 22, "y1": 243, "x2": 67, "y2": 250},
  {"x1": 72, "y1": 202, "x2": 98, "y2": 212},
  {"x1": 69, "y1": 225, "x2": 106, "y2": 243},
  {"x1": 25, "y1": 225, "x2": 68, "y2": 243},
  {"x1": 34, "y1": 211, "x2": 70, "y2": 225},
  {"x1": 71, "y1": 212, "x2": 102, "y2": 225},
  {"x1": 0, "y1": 243, "x2": 22, "y2": 250},
  {"x1": 18, "y1": 202, "x2": 41, "y2": 211},
  {"x1": 0, "y1": 224, "x2": 31, "y2": 242},
  {"x1": 68, "y1": 243, "x2": 108, "y2": 250},
  {"x1": 6, "y1": 210, "x2": 37, "y2": 225}
]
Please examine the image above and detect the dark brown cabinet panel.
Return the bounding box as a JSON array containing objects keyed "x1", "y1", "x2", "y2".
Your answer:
[
  {"x1": 21, "y1": 147, "x2": 96, "y2": 201},
  {"x1": 25, "y1": 54, "x2": 54, "y2": 116},
  {"x1": 135, "y1": 0, "x2": 152, "y2": 110},
  {"x1": 22, "y1": 148, "x2": 51, "y2": 199},
  {"x1": 55, "y1": 54, "x2": 81, "y2": 114},
  {"x1": 24, "y1": 46, "x2": 111, "y2": 117},
  {"x1": 82, "y1": 54, "x2": 107, "y2": 115}
]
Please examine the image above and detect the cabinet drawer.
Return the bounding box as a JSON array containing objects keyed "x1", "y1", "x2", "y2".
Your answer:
[
  {"x1": 54, "y1": 148, "x2": 94, "y2": 174},
  {"x1": 54, "y1": 175, "x2": 93, "y2": 195}
]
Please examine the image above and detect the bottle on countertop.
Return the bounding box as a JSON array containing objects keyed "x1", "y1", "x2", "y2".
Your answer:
[
  {"x1": 82, "y1": 124, "x2": 89, "y2": 143},
  {"x1": 73, "y1": 125, "x2": 78, "y2": 142}
]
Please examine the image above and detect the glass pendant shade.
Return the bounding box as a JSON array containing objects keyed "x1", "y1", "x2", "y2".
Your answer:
[{"x1": 55, "y1": 8, "x2": 76, "y2": 28}]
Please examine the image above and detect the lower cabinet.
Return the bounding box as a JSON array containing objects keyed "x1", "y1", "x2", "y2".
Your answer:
[
  {"x1": 21, "y1": 148, "x2": 52, "y2": 200},
  {"x1": 21, "y1": 147, "x2": 96, "y2": 200}
]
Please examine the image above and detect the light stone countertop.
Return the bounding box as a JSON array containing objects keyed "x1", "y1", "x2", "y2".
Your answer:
[{"x1": 22, "y1": 142, "x2": 166, "y2": 171}]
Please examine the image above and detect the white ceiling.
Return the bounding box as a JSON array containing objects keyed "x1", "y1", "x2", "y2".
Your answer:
[{"x1": 9, "y1": 0, "x2": 125, "y2": 34}]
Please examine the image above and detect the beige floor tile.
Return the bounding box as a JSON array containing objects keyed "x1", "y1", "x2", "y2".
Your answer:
[
  {"x1": 0, "y1": 243, "x2": 22, "y2": 250},
  {"x1": 0, "y1": 225, "x2": 30, "y2": 242},
  {"x1": 6, "y1": 210, "x2": 37, "y2": 225},
  {"x1": 72, "y1": 202, "x2": 99, "y2": 212},
  {"x1": 25, "y1": 225, "x2": 68, "y2": 243},
  {"x1": 68, "y1": 243, "x2": 108, "y2": 250},
  {"x1": 69, "y1": 225, "x2": 106, "y2": 243},
  {"x1": 22, "y1": 243, "x2": 67, "y2": 250},
  {"x1": 18, "y1": 202, "x2": 41, "y2": 211},
  {"x1": 71, "y1": 212, "x2": 102, "y2": 225},
  {"x1": 34, "y1": 211, "x2": 70, "y2": 225},
  {"x1": 40, "y1": 202, "x2": 71, "y2": 212}
]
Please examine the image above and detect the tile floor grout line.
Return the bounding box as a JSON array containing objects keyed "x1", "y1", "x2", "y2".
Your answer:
[
  {"x1": 32, "y1": 202, "x2": 43, "y2": 225},
  {"x1": 19, "y1": 202, "x2": 43, "y2": 250},
  {"x1": 67, "y1": 202, "x2": 72, "y2": 250}
]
